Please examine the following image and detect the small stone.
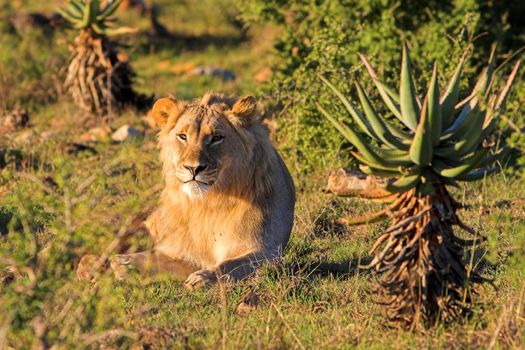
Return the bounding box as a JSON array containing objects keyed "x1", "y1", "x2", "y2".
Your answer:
[
  {"x1": 190, "y1": 65, "x2": 236, "y2": 81},
  {"x1": 111, "y1": 125, "x2": 141, "y2": 142}
]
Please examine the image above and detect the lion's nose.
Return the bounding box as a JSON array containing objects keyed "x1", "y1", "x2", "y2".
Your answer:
[{"x1": 184, "y1": 163, "x2": 207, "y2": 177}]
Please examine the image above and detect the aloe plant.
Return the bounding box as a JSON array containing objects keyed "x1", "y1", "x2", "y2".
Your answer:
[
  {"x1": 60, "y1": 0, "x2": 137, "y2": 117},
  {"x1": 319, "y1": 44, "x2": 520, "y2": 328}
]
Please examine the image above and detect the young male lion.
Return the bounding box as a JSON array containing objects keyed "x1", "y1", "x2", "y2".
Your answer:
[{"x1": 78, "y1": 93, "x2": 295, "y2": 289}]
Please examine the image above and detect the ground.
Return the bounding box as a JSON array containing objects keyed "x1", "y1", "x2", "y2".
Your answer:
[{"x1": 0, "y1": 1, "x2": 524, "y2": 349}]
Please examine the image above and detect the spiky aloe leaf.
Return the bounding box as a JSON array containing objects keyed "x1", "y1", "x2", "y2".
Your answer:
[
  {"x1": 385, "y1": 123, "x2": 412, "y2": 142},
  {"x1": 98, "y1": 0, "x2": 125, "y2": 21},
  {"x1": 319, "y1": 75, "x2": 376, "y2": 140},
  {"x1": 69, "y1": 0, "x2": 85, "y2": 16},
  {"x1": 57, "y1": 7, "x2": 82, "y2": 22},
  {"x1": 354, "y1": 81, "x2": 408, "y2": 150},
  {"x1": 455, "y1": 167, "x2": 498, "y2": 181},
  {"x1": 399, "y1": 43, "x2": 420, "y2": 131},
  {"x1": 374, "y1": 80, "x2": 400, "y2": 103},
  {"x1": 360, "y1": 165, "x2": 402, "y2": 177},
  {"x1": 433, "y1": 148, "x2": 488, "y2": 178},
  {"x1": 385, "y1": 174, "x2": 420, "y2": 193},
  {"x1": 351, "y1": 152, "x2": 407, "y2": 172},
  {"x1": 409, "y1": 96, "x2": 432, "y2": 166},
  {"x1": 61, "y1": 0, "x2": 134, "y2": 37},
  {"x1": 478, "y1": 148, "x2": 509, "y2": 168},
  {"x1": 317, "y1": 104, "x2": 409, "y2": 168},
  {"x1": 473, "y1": 46, "x2": 496, "y2": 99},
  {"x1": 358, "y1": 53, "x2": 403, "y2": 122},
  {"x1": 427, "y1": 62, "x2": 442, "y2": 146},
  {"x1": 440, "y1": 53, "x2": 466, "y2": 128},
  {"x1": 440, "y1": 98, "x2": 479, "y2": 143},
  {"x1": 435, "y1": 106, "x2": 485, "y2": 158},
  {"x1": 495, "y1": 60, "x2": 521, "y2": 110}
]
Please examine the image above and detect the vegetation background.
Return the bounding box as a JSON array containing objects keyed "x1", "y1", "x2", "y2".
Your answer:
[{"x1": 0, "y1": 0, "x2": 524, "y2": 348}]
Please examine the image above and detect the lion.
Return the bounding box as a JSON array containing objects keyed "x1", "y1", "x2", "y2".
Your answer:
[{"x1": 77, "y1": 93, "x2": 296, "y2": 289}]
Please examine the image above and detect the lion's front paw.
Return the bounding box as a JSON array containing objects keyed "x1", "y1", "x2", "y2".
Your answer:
[
  {"x1": 77, "y1": 254, "x2": 102, "y2": 281},
  {"x1": 184, "y1": 269, "x2": 218, "y2": 290},
  {"x1": 109, "y1": 254, "x2": 134, "y2": 281}
]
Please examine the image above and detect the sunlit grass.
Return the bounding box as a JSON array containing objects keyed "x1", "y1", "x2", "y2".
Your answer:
[{"x1": 0, "y1": 0, "x2": 524, "y2": 348}]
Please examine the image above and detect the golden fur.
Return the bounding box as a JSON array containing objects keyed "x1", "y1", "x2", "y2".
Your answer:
[{"x1": 79, "y1": 93, "x2": 295, "y2": 288}]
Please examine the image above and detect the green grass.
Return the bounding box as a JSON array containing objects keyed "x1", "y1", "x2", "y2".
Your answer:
[{"x1": 1, "y1": 1, "x2": 524, "y2": 349}]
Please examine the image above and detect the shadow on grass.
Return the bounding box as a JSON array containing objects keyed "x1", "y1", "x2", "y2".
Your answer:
[{"x1": 142, "y1": 6, "x2": 247, "y2": 53}]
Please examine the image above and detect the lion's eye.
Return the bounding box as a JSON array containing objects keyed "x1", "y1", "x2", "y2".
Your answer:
[
  {"x1": 211, "y1": 135, "x2": 224, "y2": 144},
  {"x1": 177, "y1": 134, "x2": 187, "y2": 141}
]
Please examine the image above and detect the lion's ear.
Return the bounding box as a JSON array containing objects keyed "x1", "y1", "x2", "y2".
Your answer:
[
  {"x1": 231, "y1": 95, "x2": 257, "y2": 126},
  {"x1": 150, "y1": 97, "x2": 181, "y2": 127}
]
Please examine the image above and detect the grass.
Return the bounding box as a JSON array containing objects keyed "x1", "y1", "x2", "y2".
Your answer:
[{"x1": 1, "y1": 1, "x2": 525, "y2": 349}]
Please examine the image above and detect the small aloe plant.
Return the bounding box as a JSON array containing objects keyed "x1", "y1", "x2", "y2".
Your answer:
[
  {"x1": 59, "y1": 0, "x2": 138, "y2": 117},
  {"x1": 318, "y1": 44, "x2": 520, "y2": 328}
]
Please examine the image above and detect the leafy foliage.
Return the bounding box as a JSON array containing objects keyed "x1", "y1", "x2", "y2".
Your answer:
[
  {"x1": 238, "y1": 0, "x2": 525, "y2": 176},
  {"x1": 0, "y1": 15, "x2": 66, "y2": 112},
  {"x1": 59, "y1": 0, "x2": 137, "y2": 37}
]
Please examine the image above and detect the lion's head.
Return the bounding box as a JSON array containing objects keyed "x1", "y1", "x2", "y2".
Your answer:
[{"x1": 151, "y1": 93, "x2": 268, "y2": 200}]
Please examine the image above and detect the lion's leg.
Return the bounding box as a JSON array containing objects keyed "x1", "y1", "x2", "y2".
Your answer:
[
  {"x1": 184, "y1": 252, "x2": 270, "y2": 289},
  {"x1": 110, "y1": 251, "x2": 199, "y2": 280}
]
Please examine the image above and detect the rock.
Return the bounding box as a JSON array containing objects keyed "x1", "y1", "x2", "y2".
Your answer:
[
  {"x1": 111, "y1": 125, "x2": 141, "y2": 142},
  {"x1": 80, "y1": 126, "x2": 112, "y2": 143},
  {"x1": 190, "y1": 66, "x2": 236, "y2": 81}
]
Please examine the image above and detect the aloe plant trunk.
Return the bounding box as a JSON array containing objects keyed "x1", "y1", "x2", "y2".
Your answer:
[
  {"x1": 65, "y1": 28, "x2": 135, "y2": 116},
  {"x1": 363, "y1": 184, "x2": 485, "y2": 326}
]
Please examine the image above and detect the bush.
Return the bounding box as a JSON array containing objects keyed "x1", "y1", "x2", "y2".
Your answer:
[
  {"x1": 0, "y1": 8, "x2": 67, "y2": 113},
  {"x1": 238, "y1": 0, "x2": 525, "y2": 177}
]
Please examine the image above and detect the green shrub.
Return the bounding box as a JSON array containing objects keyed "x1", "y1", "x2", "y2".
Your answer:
[
  {"x1": 0, "y1": 12, "x2": 67, "y2": 113},
  {"x1": 238, "y1": 0, "x2": 525, "y2": 178}
]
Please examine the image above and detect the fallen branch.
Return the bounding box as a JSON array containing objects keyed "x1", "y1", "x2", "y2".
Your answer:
[{"x1": 325, "y1": 168, "x2": 391, "y2": 198}]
